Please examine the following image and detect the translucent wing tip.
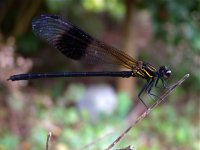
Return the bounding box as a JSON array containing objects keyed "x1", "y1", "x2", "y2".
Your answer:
[
  {"x1": 32, "y1": 14, "x2": 62, "y2": 31},
  {"x1": 31, "y1": 14, "x2": 69, "y2": 44}
]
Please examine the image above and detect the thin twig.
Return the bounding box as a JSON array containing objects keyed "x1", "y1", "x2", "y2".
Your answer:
[
  {"x1": 116, "y1": 145, "x2": 134, "y2": 150},
  {"x1": 46, "y1": 132, "x2": 52, "y2": 150},
  {"x1": 79, "y1": 131, "x2": 114, "y2": 150},
  {"x1": 105, "y1": 74, "x2": 190, "y2": 150}
]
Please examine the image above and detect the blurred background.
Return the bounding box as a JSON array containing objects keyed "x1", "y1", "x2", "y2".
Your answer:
[{"x1": 0, "y1": 0, "x2": 199, "y2": 149}]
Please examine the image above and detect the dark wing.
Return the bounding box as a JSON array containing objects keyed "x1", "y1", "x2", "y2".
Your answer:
[{"x1": 32, "y1": 14, "x2": 138, "y2": 70}]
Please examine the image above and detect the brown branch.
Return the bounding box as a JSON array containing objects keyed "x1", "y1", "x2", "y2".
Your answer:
[
  {"x1": 46, "y1": 132, "x2": 52, "y2": 150},
  {"x1": 116, "y1": 145, "x2": 133, "y2": 150},
  {"x1": 105, "y1": 74, "x2": 190, "y2": 150}
]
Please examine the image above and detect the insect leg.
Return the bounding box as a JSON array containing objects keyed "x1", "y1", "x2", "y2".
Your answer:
[
  {"x1": 161, "y1": 78, "x2": 170, "y2": 88},
  {"x1": 146, "y1": 79, "x2": 159, "y2": 100},
  {"x1": 138, "y1": 80, "x2": 152, "y2": 108},
  {"x1": 155, "y1": 77, "x2": 160, "y2": 88}
]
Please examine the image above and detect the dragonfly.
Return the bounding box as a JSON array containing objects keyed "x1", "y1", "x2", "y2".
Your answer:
[{"x1": 8, "y1": 14, "x2": 172, "y2": 108}]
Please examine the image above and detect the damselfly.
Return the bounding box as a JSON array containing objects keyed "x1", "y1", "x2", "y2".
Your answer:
[{"x1": 9, "y1": 14, "x2": 172, "y2": 107}]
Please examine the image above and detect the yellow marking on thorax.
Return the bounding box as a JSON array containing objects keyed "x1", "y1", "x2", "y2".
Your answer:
[
  {"x1": 147, "y1": 64, "x2": 157, "y2": 72},
  {"x1": 136, "y1": 71, "x2": 144, "y2": 77},
  {"x1": 141, "y1": 68, "x2": 153, "y2": 78}
]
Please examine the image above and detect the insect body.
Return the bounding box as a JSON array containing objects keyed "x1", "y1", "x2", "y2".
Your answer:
[{"x1": 9, "y1": 14, "x2": 171, "y2": 108}]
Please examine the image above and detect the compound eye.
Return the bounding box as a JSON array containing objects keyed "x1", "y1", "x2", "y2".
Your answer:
[{"x1": 165, "y1": 70, "x2": 171, "y2": 78}]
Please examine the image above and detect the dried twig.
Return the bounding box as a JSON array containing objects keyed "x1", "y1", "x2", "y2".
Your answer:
[
  {"x1": 80, "y1": 131, "x2": 114, "y2": 150},
  {"x1": 105, "y1": 74, "x2": 190, "y2": 150},
  {"x1": 116, "y1": 145, "x2": 133, "y2": 150},
  {"x1": 46, "y1": 132, "x2": 52, "y2": 150}
]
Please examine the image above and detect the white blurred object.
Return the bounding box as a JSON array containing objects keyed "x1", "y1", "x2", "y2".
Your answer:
[{"x1": 77, "y1": 84, "x2": 117, "y2": 122}]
